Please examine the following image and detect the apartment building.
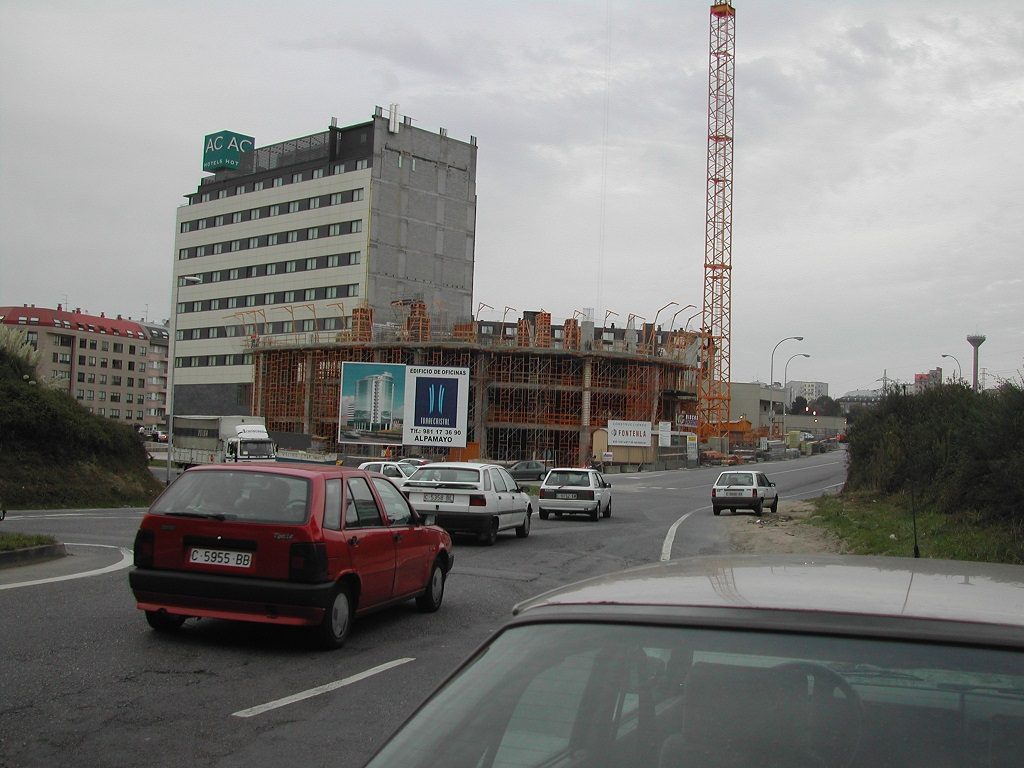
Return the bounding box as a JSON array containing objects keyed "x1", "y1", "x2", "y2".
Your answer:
[
  {"x1": 0, "y1": 305, "x2": 170, "y2": 429},
  {"x1": 171, "y1": 107, "x2": 478, "y2": 416}
]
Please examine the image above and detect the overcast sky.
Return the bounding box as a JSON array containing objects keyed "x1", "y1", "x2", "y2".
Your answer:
[{"x1": 2, "y1": 0, "x2": 1021, "y2": 396}]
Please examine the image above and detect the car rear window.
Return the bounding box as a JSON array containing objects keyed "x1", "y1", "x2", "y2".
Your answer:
[
  {"x1": 409, "y1": 467, "x2": 482, "y2": 484},
  {"x1": 152, "y1": 471, "x2": 310, "y2": 523},
  {"x1": 546, "y1": 471, "x2": 592, "y2": 487},
  {"x1": 717, "y1": 472, "x2": 753, "y2": 486}
]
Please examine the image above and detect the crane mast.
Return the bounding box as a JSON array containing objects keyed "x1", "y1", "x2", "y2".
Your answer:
[{"x1": 697, "y1": 2, "x2": 736, "y2": 444}]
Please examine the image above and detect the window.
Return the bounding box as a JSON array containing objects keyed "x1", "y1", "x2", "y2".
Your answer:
[
  {"x1": 302, "y1": 319, "x2": 315, "y2": 332},
  {"x1": 250, "y1": 208, "x2": 260, "y2": 220},
  {"x1": 292, "y1": 172, "x2": 303, "y2": 183},
  {"x1": 266, "y1": 263, "x2": 277, "y2": 276},
  {"x1": 308, "y1": 227, "x2": 319, "y2": 239},
  {"x1": 198, "y1": 219, "x2": 207, "y2": 229},
  {"x1": 245, "y1": 295, "x2": 256, "y2": 307},
  {"x1": 229, "y1": 268, "x2": 240, "y2": 280},
  {"x1": 304, "y1": 289, "x2": 316, "y2": 301},
  {"x1": 371, "y1": 478, "x2": 412, "y2": 525},
  {"x1": 227, "y1": 297, "x2": 239, "y2": 308},
  {"x1": 180, "y1": 222, "x2": 191, "y2": 233},
  {"x1": 179, "y1": 249, "x2": 188, "y2": 260},
  {"x1": 212, "y1": 243, "x2": 223, "y2": 254},
  {"x1": 264, "y1": 293, "x2": 275, "y2": 304},
  {"x1": 284, "y1": 291, "x2": 296, "y2": 303},
  {"x1": 324, "y1": 479, "x2": 342, "y2": 530},
  {"x1": 236, "y1": 185, "x2": 246, "y2": 195},
  {"x1": 353, "y1": 188, "x2": 364, "y2": 201},
  {"x1": 253, "y1": 180, "x2": 264, "y2": 191},
  {"x1": 288, "y1": 201, "x2": 300, "y2": 213},
  {"x1": 305, "y1": 257, "x2": 317, "y2": 270},
  {"x1": 355, "y1": 159, "x2": 368, "y2": 170},
  {"x1": 217, "y1": 190, "x2": 227, "y2": 199},
  {"x1": 285, "y1": 261, "x2": 297, "y2": 273},
  {"x1": 248, "y1": 237, "x2": 259, "y2": 248},
  {"x1": 329, "y1": 224, "x2": 341, "y2": 236},
  {"x1": 326, "y1": 286, "x2": 338, "y2": 299},
  {"x1": 232, "y1": 212, "x2": 243, "y2": 223},
  {"x1": 351, "y1": 220, "x2": 362, "y2": 233},
  {"x1": 248, "y1": 265, "x2": 258, "y2": 278},
  {"x1": 327, "y1": 254, "x2": 340, "y2": 268},
  {"x1": 231, "y1": 240, "x2": 241, "y2": 252},
  {"x1": 196, "y1": 246, "x2": 205, "y2": 257},
  {"x1": 312, "y1": 168, "x2": 324, "y2": 179},
  {"x1": 287, "y1": 230, "x2": 299, "y2": 243},
  {"x1": 345, "y1": 477, "x2": 383, "y2": 527},
  {"x1": 330, "y1": 193, "x2": 343, "y2": 205},
  {"x1": 214, "y1": 215, "x2": 224, "y2": 226},
  {"x1": 201, "y1": 192, "x2": 210, "y2": 202},
  {"x1": 333, "y1": 163, "x2": 344, "y2": 174},
  {"x1": 211, "y1": 271, "x2": 222, "y2": 282},
  {"x1": 268, "y1": 233, "x2": 279, "y2": 246},
  {"x1": 270, "y1": 204, "x2": 280, "y2": 217},
  {"x1": 273, "y1": 177, "x2": 283, "y2": 187},
  {"x1": 309, "y1": 197, "x2": 321, "y2": 209},
  {"x1": 113, "y1": 343, "x2": 123, "y2": 353}
]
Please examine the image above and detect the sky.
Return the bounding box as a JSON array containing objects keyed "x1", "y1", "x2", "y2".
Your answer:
[{"x1": 1, "y1": 0, "x2": 1022, "y2": 397}]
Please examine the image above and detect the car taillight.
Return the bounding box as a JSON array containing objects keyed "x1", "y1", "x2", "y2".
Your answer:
[
  {"x1": 289, "y1": 542, "x2": 328, "y2": 582},
  {"x1": 752, "y1": 489, "x2": 758, "y2": 497},
  {"x1": 711, "y1": 489, "x2": 717, "y2": 498},
  {"x1": 540, "y1": 489, "x2": 552, "y2": 499},
  {"x1": 133, "y1": 529, "x2": 154, "y2": 567},
  {"x1": 469, "y1": 495, "x2": 487, "y2": 507}
]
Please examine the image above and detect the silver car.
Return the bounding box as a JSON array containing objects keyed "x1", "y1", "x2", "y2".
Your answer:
[
  {"x1": 711, "y1": 469, "x2": 778, "y2": 515},
  {"x1": 538, "y1": 468, "x2": 612, "y2": 522},
  {"x1": 363, "y1": 555, "x2": 1024, "y2": 768}
]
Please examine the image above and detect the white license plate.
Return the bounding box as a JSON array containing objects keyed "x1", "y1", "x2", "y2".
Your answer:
[
  {"x1": 189, "y1": 548, "x2": 252, "y2": 568},
  {"x1": 556, "y1": 493, "x2": 576, "y2": 499},
  {"x1": 424, "y1": 493, "x2": 454, "y2": 503},
  {"x1": 725, "y1": 490, "x2": 744, "y2": 496}
]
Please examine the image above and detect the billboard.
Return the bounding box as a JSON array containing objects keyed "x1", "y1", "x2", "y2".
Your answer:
[
  {"x1": 338, "y1": 362, "x2": 407, "y2": 444},
  {"x1": 203, "y1": 130, "x2": 254, "y2": 172},
  {"x1": 607, "y1": 420, "x2": 652, "y2": 447},
  {"x1": 403, "y1": 366, "x2": 470, "y2": 448}
]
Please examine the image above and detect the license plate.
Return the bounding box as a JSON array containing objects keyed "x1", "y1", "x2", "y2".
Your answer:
[
  {"x1": 424, "y1": 493, "x2": 454, "y2": 503},
  {"x1": 725, "y1": 490, "x2": 743, "y2": 496},
  {"x1": 189, "y1": 548, "x2": 252, "y2": 568},
  {"x1": 556, "y1": 493, "x2": 576, "y2": 499}
]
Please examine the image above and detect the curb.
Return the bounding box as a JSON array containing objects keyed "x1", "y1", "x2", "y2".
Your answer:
[{"x1": 0, "y1": 543, "x2": 68, "y2": 570}]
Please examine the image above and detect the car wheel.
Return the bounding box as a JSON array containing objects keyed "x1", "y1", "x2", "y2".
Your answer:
[
  {"x1": 479, "y1": 520, "x2": 498, "y2": 546},
  {"x1": 590, "y1": 506, "x2": 599, "y2": 522},
  {"x1": 770, "y1": 497, "x2": 779, "y2": 514},
  {"x1": 145, "y1": 610, "x2": 185, "y2": 632},
  {"x1": 754, "y1": 499, "x2": 764, "y2": 515},
  {"x1": 713, "y1": 508, "x2": 721, "y2": 516},
  {"x1": 602, "y1": 499, "x2": 611, "y2": 519},
  {"x1": 539, "y1": 508, "x2": 549, "y2": 520},
  {"x1": 515, "y1": 509, "x2": 531, "y2": 538},
  {"x1": 416, "y1": 560, "x2": 445, "y2": 612},
  {"x1": 317, "y1": 585, "x2": 353, "y2": 649}
]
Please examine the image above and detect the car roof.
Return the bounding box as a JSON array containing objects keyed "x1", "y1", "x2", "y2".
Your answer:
[
  {"x1": 511, "y1": 555, "x2": 1024, "y2": 645},
  {"x1": 185, "y1": 462, "x2": 357, "y2": 479},
  {"x1": 546, "y1": 467, "x2": 595, "y2": 472},
  {"x1": 416, "y1": 461, "x2": 500, "y2": 470}
]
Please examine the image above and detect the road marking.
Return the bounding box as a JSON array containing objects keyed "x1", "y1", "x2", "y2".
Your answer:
[
  {"x1": 660, "y1": 510, "x2": 698, "y2": 562},
  {"x1": 232, "y1": 657, "x2": 415, "y2": 718},
  {"x1": 4, "y1": 511, "x2": 145, "y2": 520},
  {"x1": 0, "y1": 544, "x2": 133, "y2": 590}
]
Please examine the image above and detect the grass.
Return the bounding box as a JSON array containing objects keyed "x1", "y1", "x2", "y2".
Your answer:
[
  {"x1": 0, "y1": 532, "x2": 57, "y2": 552},
  {"x1": 806, "y1": 491, "x2": 1024, "y2": 564}
]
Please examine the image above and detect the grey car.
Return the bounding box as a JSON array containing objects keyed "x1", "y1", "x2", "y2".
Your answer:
[
  {"x1": 507, "y1": 460, "x2": 549, "y2": 481},
  {"x1": 362, "y1": 555, "x2": 1024, "y2": 768}
]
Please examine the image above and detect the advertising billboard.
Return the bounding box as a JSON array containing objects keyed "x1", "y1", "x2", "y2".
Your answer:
[
  {"x1": 607, "y1": 420, "x2": 652, "y2": 447},
  {"x1": 338, "y1": 362, "x2": 407, "y2": 445},
  {"x1": 402, "y1": 366, "x2": 470, "y2": 448},
  {"x1": 202, "y1": 130, "x2": 254, "y2": 172}
]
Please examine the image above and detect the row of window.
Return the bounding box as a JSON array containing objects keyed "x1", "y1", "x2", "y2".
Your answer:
[
  {"x1": 176, "y1": 283, "x2": 360, "y2": 317},
  {"x1": 175, "y1": 354, "x2": 255, "y2": 368},
  {"x1": 192, "y1": 159, "x2": 370, "y2": 205},
  {"x1": 175, "y1": 314, "x2": 353, "y2": 342},
  {"x1": 179, "y1": 252, "x2": 361, "y2": 287},
  {"x1": 77, "y1": 405, "x2": 152, "y2": 420},
  {"x1": 74, "y1": 390, "x2": 152, "y2": 404},
  {"x1": 182, "y1": 189, "x2": 364, "y2": 232},
  {"x1": 76, "y1": 339, "x2": 149, "y2": 355},
  {"x1": 10, "y1": 317, "x2": 155, "y2": 338},
  {"x1": 75, "y1": 372, "x2": 155, "y2": 388},
  {"x1": 75, "y1": 356, "x2": 147, "y2": 371},
  {"x1": 178, "y1": 221, "x2": 362, "y2": 261}
]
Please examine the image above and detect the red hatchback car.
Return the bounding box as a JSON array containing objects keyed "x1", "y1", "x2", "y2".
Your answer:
[{"x1": 129, "y1": 463, "x2": 454, "y2": 648}]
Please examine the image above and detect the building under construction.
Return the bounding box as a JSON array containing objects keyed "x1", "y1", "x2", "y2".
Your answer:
[{"x1": 251, "y1": 303, "x2": 700, "y2": 466}]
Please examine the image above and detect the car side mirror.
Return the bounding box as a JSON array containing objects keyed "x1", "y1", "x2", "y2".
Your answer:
[{"x1": 418, "y1": 512, "x2": 436, "y2": 526}]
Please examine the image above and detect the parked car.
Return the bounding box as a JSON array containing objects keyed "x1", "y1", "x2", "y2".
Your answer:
[
  {"x1": 404, "y1": 462, "x2": 532, "y2": 545},
  {"x1": 128, "y1": 463, "x2": 454, "y2": 648},
  {"x1": 361, "y1": 555, "x2": 1024, "y2": 768},
  {"x1": 398, "y1": 457, "x2": 431, "y2": 467},
  {"x1": 358, "y1": 460, "x2": 417, "y2": 487},
  {"x1": 538, "y1": 468, "x2": 612, "y2": 522},
  {"x1": 711, "y1": 469, "x2": 778, "y2": 515},
  {"x1": 151, "y1": 429, "x2": 168, "y2": 443},
  {"x1": 507, "y1": 460, "x2": 549, "y2": 481}
]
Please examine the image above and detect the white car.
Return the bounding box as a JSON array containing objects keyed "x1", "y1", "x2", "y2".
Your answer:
[
  {"x1": 404, "y1": 462, "x2": 532, "y2": 545},
  {"x1": 711, "y1": 469, "x2": 778, "y2": 516},
  {"x1": 538, "y1": 468, "x2": 612, "y2": 522},
  {"x1": 357, "y1": 460, "x2": 417, "y2": 487}
]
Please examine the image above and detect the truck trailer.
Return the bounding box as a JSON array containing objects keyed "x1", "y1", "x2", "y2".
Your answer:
[{"x1": 171, "y1": 415, "x2": 276, "y2": 468}]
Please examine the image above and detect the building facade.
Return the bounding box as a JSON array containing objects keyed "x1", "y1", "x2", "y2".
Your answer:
[
  {"x1": 172, "y1": 108, "x2": 478, "y2": 416},
  {"x1": 0, "y1": 305, "x2": 169, "y2": 429},
  {"x1": 784, "y1": 380, "x2": 829, "y2": 408}
]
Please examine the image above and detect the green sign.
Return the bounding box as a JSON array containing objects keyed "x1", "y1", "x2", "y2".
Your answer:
[{"x1": 202, "y1": 130, "x2": 254, "y2": 172}]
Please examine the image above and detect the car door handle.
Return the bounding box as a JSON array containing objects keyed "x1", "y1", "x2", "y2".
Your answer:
[
  {"x1": 392, "y1": 532, "x2": 402, "y2": 542},
  {"x1": 348, "y1": 536, "x2": 360, "y2": 546}
]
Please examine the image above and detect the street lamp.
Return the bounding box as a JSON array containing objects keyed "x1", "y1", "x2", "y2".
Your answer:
[
  {"x1": 782, "y1": 353, "x2": 811, "y2": 435},
  {"x1": 769, "y1": 336, "x2": 803, "y2": 438},
  {"x1": 683, "y1": 310, "x2": 702, "y2": 332},
  {"x1": 668, "y1": 304, "x2": 697, "y2": 333},
  {"x1": 649, "y1": 301, "x2": 678, "y2": 352},
  {"x1": 941, "y1": 353, "x2": 962, "y2": 383},
  {"x1": 166, "y1": 274, "x2": 202, "y2": 485}
]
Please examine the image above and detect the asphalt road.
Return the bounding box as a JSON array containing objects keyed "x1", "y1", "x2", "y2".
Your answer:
[{"x1": 0, "y1": 451, "x2": 847, "y2": 768}]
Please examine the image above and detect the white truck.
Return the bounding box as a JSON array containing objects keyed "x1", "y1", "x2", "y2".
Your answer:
[{"x1": 171, "y1": 415, "x2": 276, "y2": 468}]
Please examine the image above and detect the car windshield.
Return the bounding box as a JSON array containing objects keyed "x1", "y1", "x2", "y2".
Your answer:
[
  {"x1": 546, "y1": 471, "x2": 591, "y2": 487},
  {"x1": 151, "y1": 471, "x2": 310, "y2": 523},
  {"x1": 408, "y1": 467, "x2": 482, "y2": 484},
  {"x1": 398, "y1": 464, "x2": 417, "y2": 477},
  {"x1": 718, "y1": 472, "x2": 753, "y2": 486},
  {"x1": 364, "y1": 621, "x2": 1024, "y2": 768},
  {"x1": 237, "y1": 439, "x2": 275, "y2": 459}
]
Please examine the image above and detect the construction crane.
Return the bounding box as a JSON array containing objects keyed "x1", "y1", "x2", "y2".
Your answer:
[{"x1": 696, "y1": 2, "x2": 736, "y2": 444}]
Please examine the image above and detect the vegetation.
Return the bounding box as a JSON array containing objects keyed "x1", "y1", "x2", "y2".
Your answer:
[
  {"x1": 0, "y1": 326, "x2": 164, "y2": 510},
  {"x1": 811, "y1": 381, "x2": 1024, "y2": 563},
  {"x1": 0, "y1": 532, "x2": 57, "y2": 552}
]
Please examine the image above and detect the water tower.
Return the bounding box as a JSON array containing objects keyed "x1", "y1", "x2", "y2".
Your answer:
[{"x1": 966, "y1": 334, "x2": 986, "y2": 392}]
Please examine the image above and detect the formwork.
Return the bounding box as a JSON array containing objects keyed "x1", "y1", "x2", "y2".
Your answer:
[{"x1": 252, "y1": 340, "x2": 697, "y2": 466}]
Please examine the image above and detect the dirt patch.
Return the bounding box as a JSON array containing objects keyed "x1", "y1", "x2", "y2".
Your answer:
[{"x1": 724, "y1": 500, "x2": 845, "y2": 555}]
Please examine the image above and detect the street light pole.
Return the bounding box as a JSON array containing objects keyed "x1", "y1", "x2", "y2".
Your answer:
[
  {"x1": 941, "y1": 353, "x2": 962, "y2": 383},
  {"x1": 649, "y1": 301, "x2": 678, "y2": 353},
  {"x1": 769, "y1": 336, "x2": 803, "y2": 438},
  {"x1": 782, "y1": 353, "x2": 811, "y2": 437},
  {"x1": 166, "y1": 274, "x2": 202, "y2": 485}
]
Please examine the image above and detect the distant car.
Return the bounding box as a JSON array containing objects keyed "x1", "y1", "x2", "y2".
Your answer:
[
  {"x1": 398, "y1": 457, "x2": 430, "y2": 467},
  {"x1": 507, "y1": 460, "x2": 549, "y2": 481},
  {"x1": 404, "y1": 462, "x2": 532, "y2": 545},
  {"x1": 538, "y1": 468, "x2": 612, "y2": 522},
  {"x1": 361, "y1": 555, "x2": 1024, "y2": 768},
  {"x1": 340, "y1": 430, "x2": 362, "y2": 440},
  {"x1": 128, "y1": 463, "x2": 454, "y2": 648},
  {"x1": 358, "y1": 460, "x2": 417, "y2": 487},
  {"x1": 151, "y1": 429, "x2": 168, "y2": 443},
  {"x1": 711, "y1": 469, "x2": 778, "y2": 516}
]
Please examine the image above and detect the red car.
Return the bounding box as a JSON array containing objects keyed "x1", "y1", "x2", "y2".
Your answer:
[{"x1": 129, "y1": 463, "x2": 454, "y2": 648}]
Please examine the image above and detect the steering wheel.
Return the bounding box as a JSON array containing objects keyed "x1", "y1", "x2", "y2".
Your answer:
[{"x1": 773, "y1": 662, "x2": 863, "y2": 767}]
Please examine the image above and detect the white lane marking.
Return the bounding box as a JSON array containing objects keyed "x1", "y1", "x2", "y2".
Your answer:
[
  {"x1": 4, "y1": 512, "x2": 145, "y2": 520},
  {"x1": 660, "y1": 510, "x2": 698, "y2": 562},
  {"x1": 0, "y1": 544, "x2": 133, "y2": 590},
  {"x1": 232, "y1": 657, "x2": 416, "y2": 718}
]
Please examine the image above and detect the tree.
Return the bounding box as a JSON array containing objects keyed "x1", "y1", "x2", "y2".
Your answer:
[
  {"x1": 789, "y1": 396, "x2": 807, "y2": 415},
  {"x1": 809, "y1": 395, "x2": 841, "y2": 417}
]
